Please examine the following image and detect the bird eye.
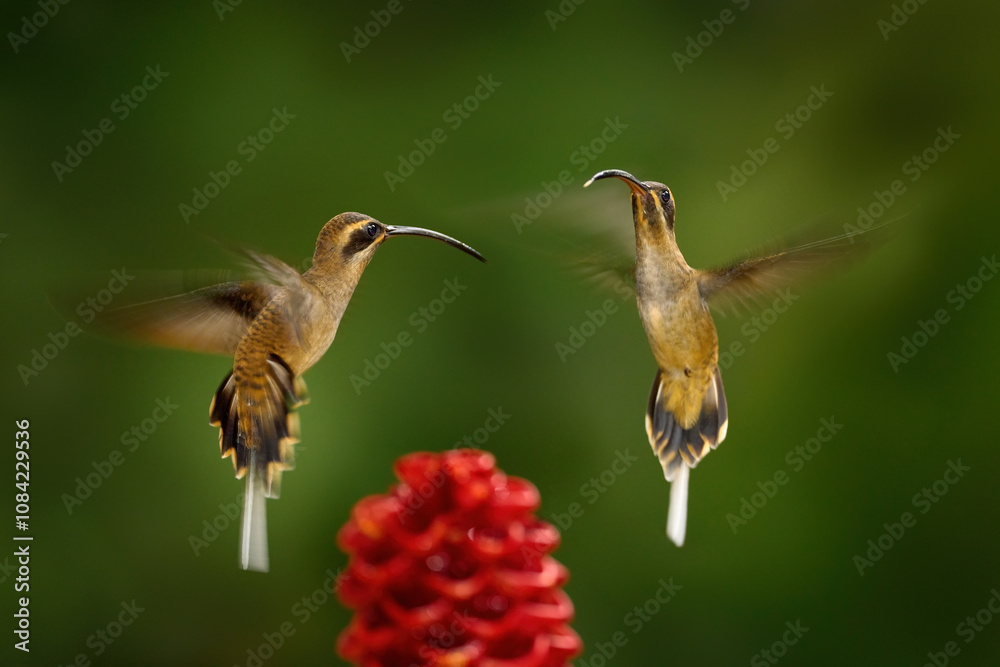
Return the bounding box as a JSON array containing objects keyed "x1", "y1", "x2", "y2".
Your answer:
[
  {"x1": 660, "y1": 189, "x2": 671, "y2": 204},
  {"x1": 364, "y1": 222, "x2": 379, "y2": 239}
]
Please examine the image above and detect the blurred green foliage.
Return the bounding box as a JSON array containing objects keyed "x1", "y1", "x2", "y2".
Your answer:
[{"x1": 2, "y1": 1, "x2": 999, "y2": 665}]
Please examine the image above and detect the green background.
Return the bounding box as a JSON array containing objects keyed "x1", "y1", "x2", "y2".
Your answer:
[{"x1": 3, "y1": 1, "x2": 999, "y2": 665}]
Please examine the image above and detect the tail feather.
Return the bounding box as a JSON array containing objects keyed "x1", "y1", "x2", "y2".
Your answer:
[
  {"x1": 666, "y1": 465, "x2": 689, "y2": 547},
  {"x1": 209, "y1": 355, "x2": 306, "y2": 571},
  {"x1": 645, "y1": 367, "x2": 728, "y2": 546},
  {"x1": 241, "y1": 449, "x2": 270, "y2": 572}
]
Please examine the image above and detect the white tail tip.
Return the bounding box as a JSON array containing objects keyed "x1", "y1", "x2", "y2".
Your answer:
[
  {"x1": 240, "y1": 452, "x2": 270, "y2": 573},
  {"x1": 666, "y1": 465, "x2": 689, "y2": 547}
]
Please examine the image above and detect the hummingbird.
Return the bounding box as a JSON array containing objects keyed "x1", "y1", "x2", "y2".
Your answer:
[
  {"x1": 584, "y1": 169, "x2": 891, "y2": 546},
  {"x1": 95, "y1": 213, "x2": 485, "y2": 571}
]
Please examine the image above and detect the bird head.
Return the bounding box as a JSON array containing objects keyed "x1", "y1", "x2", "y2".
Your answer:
[
  {"x1": 584, "y1": 169, "x2": 676, "y2": 245},
  {"x1": 311, "y1": 212, "x2": 486, "y2": 277}
]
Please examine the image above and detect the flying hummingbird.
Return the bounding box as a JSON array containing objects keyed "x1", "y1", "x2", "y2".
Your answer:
[
  {"x1": 584, "y1": 169, "x2": 892, "y2": 546},
  {"x1": 94, "y1": 213, "x2": 485, "y2": 571}
]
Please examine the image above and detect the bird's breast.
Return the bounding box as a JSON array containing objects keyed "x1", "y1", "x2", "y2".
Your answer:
[
  {"x1": 238, "y1": 295, "x2": 340, "y2": 377},
  {"x1": 282, "y1": 304, "x2": 340, "y2": 375},
  {"x1": 639, "y1": 290, "x2": 718, "y2": 372},
  {"x1": 639, "y1": 291, "x2": 719, "y2": 428}
]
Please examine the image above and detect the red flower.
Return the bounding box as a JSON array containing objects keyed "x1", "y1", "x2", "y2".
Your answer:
[{"x1": 336, "y1": 449, "x2": 582, "y2": 667}]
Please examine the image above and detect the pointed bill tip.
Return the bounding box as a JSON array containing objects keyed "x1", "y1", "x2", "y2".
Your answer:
[
  {"x1": 384, "y1": 225, "x2": 486, "y2": 263},
  {"x1": 585, "y1": 169, "x2": 650, "y2": 195}
]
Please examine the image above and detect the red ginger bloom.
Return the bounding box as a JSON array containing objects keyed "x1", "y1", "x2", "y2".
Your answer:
[{"x1": 336, "y1": 449, "x2": 582, "y2": 667}]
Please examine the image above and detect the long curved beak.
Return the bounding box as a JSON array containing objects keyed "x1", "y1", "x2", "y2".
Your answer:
[
  {"x1": 583, "y1": 169, "x2": 650, "y2": 196},
  {"x1": 384, "y1": 225, "x2": 486, "y2": 263}
]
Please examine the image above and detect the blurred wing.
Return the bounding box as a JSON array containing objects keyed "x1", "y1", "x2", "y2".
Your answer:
[
  {"x1": 527, "y1": 186, "x2": 639, "y2": 297},
  {"x1": 444, "y1": 179, "x2": 638, "y2": 297},
  {"x1": 557, "y1": 228, "x2": 637, "y2": 296},
  {"x1": 241, "y1": 249, "x2": 307, "y2": 288},
  {"x1": 698, "y1": 216, "x2": 903, "y2": 316},
  {"x1": 78, "y1": 250, "x2": 311, "y2": 356},
  {"x1": 553, "y1": 185, "x2": 638, "y2": 295},
  {"x1": 93, "y1": 280, "x2": 280, "y2": 356},
  {"x1": 239, "y1": 249, "x2": 316, "y2": 348}
]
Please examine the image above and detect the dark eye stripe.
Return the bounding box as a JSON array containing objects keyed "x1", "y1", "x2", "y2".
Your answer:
[{"x1": 342, "y1": 226, "x2": 377, "y2": 257}]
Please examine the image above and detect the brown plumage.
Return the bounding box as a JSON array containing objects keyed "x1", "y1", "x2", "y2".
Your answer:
[
  {"x1": 585, "y1": 169, "x2": 894, "y2": 546},
  {"x1": 94, "y1": 213, "x2": 485, "y2": 571}
]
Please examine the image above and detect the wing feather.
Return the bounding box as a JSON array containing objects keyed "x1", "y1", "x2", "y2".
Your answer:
[
  {"x1": 78, "y1": 252, "x2": 311, "y2": 356},
  {"x1": 92, "y1": 281, "x2": 279, "y2": 356},
  {"x1": 698, "y1": 216, "x2": 904, "y2": 315}
]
